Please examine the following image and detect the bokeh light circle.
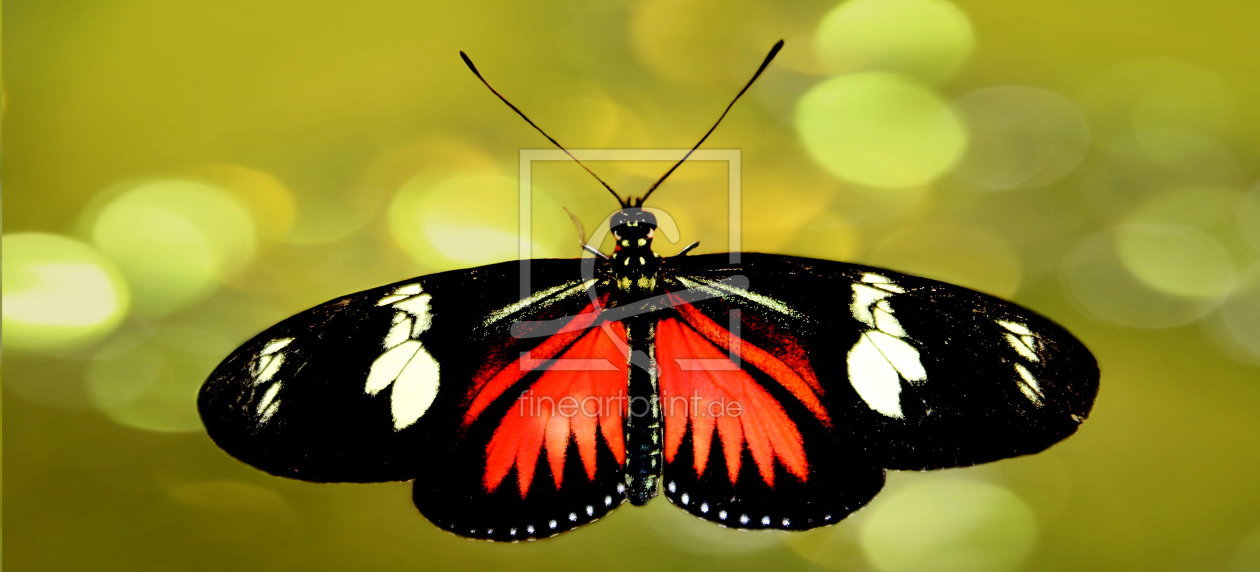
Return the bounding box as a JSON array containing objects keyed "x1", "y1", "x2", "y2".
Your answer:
[
  {"x1": 86, "y1": 326, "x2": 235, "y2": 433},
  {"x1": 953, "y1": 86, "x2": 1092, "y2": 191},
  {"x1": 1081, "y1": 59, "x2": 1234, "y2": 137},
  {"x1": 796, "y1": 73, "x2": 967, "y2": 189},
  {"x1": 629, "y1": 0, "x2": 782, "y2": 86},
  {"x1": 783, "y1": 519, "x2": 865, "y2": 570},
  {"x1": 87, "y1": 178, "x2": 257, "y2": 317},
  {"x1": 1061, "y1": 229, "x2": 1215, "y2": 328},
  {"x1": 1126, "y1": 186, "x2": 1246, "y2": 232},
  {"x1": 1115, "y1": 223, "x2": 1235, "y2": 300},
  {"x1": 1229, "y1": 525, "x2": 1260, "y2": 571},
  {"x1": 814, "y1": 0, "x2": 974, "y2": 84},
  {"x1": 859, "y1": 477, "x2": 1038, "y2": 572},
  {"x1": 188, "y1": 164, "x2": 299, "y2": 241},
  {"x1": 1237, "y1": 184, "x2": 1260, "y2": 252},
  {"x1": 388, "y1": 172, "x2": 569, "y2": 272},
  {"x1": 1212, "y1": 272, "x2": 1260, "y2": 366},
  {"x1": 3, "y1": 232, "x2": 131, "y2": 352}
]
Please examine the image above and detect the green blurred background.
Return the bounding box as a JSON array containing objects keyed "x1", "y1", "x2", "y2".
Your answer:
[{"x1": 4, "y1": 0, "x2": 1260, "y2": 570}]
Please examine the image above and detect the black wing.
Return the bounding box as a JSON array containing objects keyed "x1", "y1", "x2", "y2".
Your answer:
[
  {"x1": 664, "y1": 252, "x2": 1099, "y2": 469},
  {"x1": 199, "y1": 259, "x2": 599, "y2": 482},
  {"x1": 201, "y1": 259, "x2": 639, "y2": 539},
  {"x1": 646, "y1": 282, "x2": 886, "y2": 529},
  {"x1": 651, "y1": 252, "x2": 1097, "y2": 529}
]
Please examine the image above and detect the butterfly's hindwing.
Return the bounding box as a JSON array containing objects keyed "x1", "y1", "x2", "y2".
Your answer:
[
  {"x1": 652, "y1": 289, "x2": 886, "y2": 528},
  {"x1": 413, "y1": 296, "x2": 633, "y2": 540}
]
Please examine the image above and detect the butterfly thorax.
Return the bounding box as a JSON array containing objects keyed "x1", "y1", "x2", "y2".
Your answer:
[{"x1": 608, "y1": 208, "x2": 662, "y2": 299}]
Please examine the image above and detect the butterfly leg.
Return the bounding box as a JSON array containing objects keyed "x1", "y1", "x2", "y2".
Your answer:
[
  {"x1": 674, "y1": 241, "x2": 700, "y2": 257},
  {"x1": 582, "y1": 244, "x2": 608, "y2": 259}
]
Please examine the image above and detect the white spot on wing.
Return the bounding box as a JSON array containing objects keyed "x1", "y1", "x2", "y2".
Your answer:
[
  {"x1": 1014, "y1": 363, "x2": 1045, "y2": 406},
  {"x1": 394, "y1": 298, "x2": 433, "y2": 335},
  {"x1": 368, "y1": 283, "x2": 440, "y2": 430},
  {"x1": 867, "y1": 330, "x2": 927, "y2": 383},
  {"x1": 257, "y1": 382, "x2": 282, "y2": 414},
  {"x1": 847, "y1": 275, "x2": 926, "y2": 418},
  {"x1": 367, "y1": 342, "x2": 417, "y2": 394},
  {"x1": 366, "y1": 341, "x2": 440, "y2": 430},
  {"x1": 873, "y1": 304, "x2": 906, "y2": 337},
  {"x1": 847, "y1": 333, "x2": 907, "y2": 418},
  {"x1": 1004, "y1": 333, "x2": 1039, "y2": 362},
  {"x1": 252, "y1": 337, "x2": 296, "y2": 384},
  {"x1": 850, "y1": 284, "x2": 887, "y2": 327},
  {"x1": 255, "y1": 352, "x2": 285, "y2": 384},
  {"x1": 260, "y1": 337, "x2": 294, "y2": 355},
  {"x1": 999, "y1": 320, "x2": 1047, "y2": 407},
  {"x1": 384, "y1": 315, "x2": 413, "y2": 348},
  {"x1": 861, "y1": 272, "x2": 907, "y2": 293},
  {"x1": 377, "y1": 283, "x2": 422, "y2": 304},
  {"x1": 997, "y1": 319, "x2": 1033, "y2": 336},
  {"x1": 259, "y1": 399, "x2": 281, "y2": 423}
]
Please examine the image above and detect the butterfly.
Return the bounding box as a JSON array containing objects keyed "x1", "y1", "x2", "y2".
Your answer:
[{"x1": 199, "y1": 40, "x2": 1099, "y2": 541}]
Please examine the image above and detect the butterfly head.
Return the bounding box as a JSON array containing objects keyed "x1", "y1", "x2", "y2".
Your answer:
[{"x1": 610, "y1": 208, "x2": 657, "y2": 243}]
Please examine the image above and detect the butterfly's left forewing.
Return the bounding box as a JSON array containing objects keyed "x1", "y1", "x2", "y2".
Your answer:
[{"x1": 200, "y1": 259, "x2": 631, "y2": 539}]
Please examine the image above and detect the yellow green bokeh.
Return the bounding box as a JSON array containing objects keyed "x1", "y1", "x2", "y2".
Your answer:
[
  {"x1": 796, "y1": 73, "x2": 967, "y2": 189},
  {"x1": 3, "y1": 233, "x2": 131, "y2": 351},
  {"x1": 953, "y1": 86, "x2": 1092, "y2": 191},
  {"x1": 5, "y1": 1, "x2": 1260, "y2": 570},
  {"x1": 870, "y1": 221, "x2": 1023, "y2": 299},
  {"x1": 388, "y1": 172, "x2": 571, "y2": 271},
  {"x1": 814, "y1": 0, "x2": 974, "y2": 84},
  {"x1": 858, "y1": 476, "x2": 1037, "y2": 572},
  {"x1": 1116, "y1": 223, "x2": 1235, "y2": 300},
  {"x1": 86, "y1": 179, "x2": 257, "y2": 317},
  {"x1": 85, "y1": 328, "x2": 225, "y2": 433}
]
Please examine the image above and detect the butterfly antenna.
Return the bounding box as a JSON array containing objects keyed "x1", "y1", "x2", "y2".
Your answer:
[
  {"x1": 637, "y1": 40, "x2": 784, "y2": 206},
  {"x1": 460, "y1": 51, "x2": 627, "y2": 206}
]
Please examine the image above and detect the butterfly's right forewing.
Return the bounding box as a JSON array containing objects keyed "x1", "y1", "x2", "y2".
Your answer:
[{"x1": 666, "y1": 253, "x2": 1099, "y2": 472}]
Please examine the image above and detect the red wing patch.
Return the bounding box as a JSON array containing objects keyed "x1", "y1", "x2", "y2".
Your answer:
[
  {"x1": 464, "y1": 301, "x2": 606, "y2": 426},
  {"x1": 478, "y1": 322, "x2": 628, "y2": 496},
  {"x1": 658, "y1": 306, "x2": 828, "y2": 488},
  {"x1": 673, "y1": 302, "x2": 829, "y2": 424}
]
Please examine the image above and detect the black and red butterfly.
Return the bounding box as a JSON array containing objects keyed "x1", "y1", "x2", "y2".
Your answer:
[{"x1": 199, "y1": 41, "x2": 1098, "y2": 541}]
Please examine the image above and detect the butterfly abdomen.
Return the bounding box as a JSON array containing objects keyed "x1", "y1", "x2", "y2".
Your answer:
[{"x1": 623, "y1": 317, "x2": 662, "y2": 505}]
